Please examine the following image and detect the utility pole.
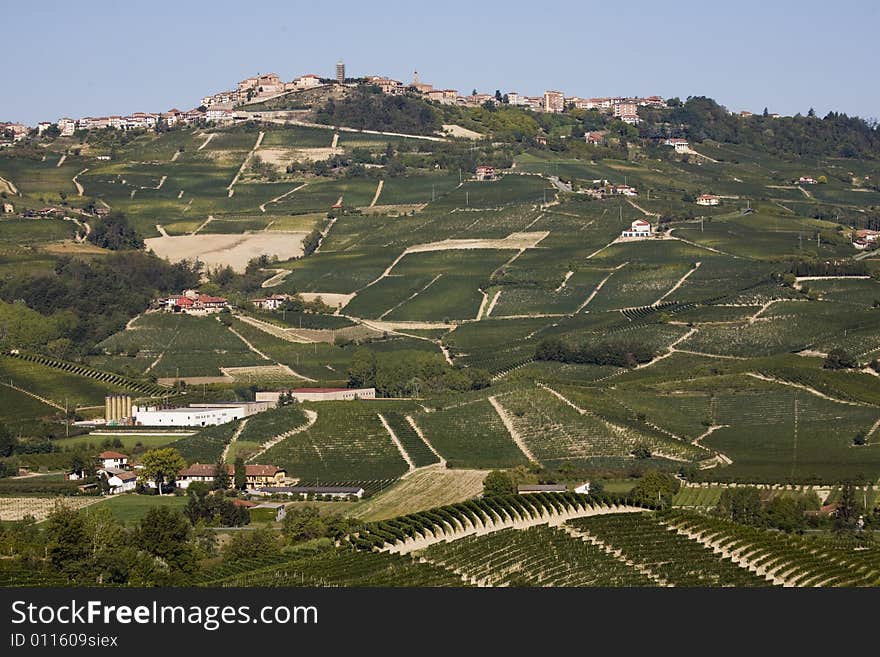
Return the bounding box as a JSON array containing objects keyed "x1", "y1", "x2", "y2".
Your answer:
[
  {"x1": 701, "y1": 217, "x2": 704, "y2": 233},
  {"x1": 432, "y1": 184, "x2": 435, "y2": 202},
  {"x1": 466, "y1": 191, "x2": 469, "y2": 207}
]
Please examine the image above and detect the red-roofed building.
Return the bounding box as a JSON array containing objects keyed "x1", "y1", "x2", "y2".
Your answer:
[
  {"x1": 256, "y1": 387, "x2": 376, "y2": 403},
  {"x1": 176, "y1": 463, "x2": 286, "y2": 489},
  {"x1": 474, "y1": 165, "x2": 496, "y2": 181},
  {"x1": 98, "y1": 451, "x2": 128, "y2": 469},
  {"x1": 696, "y1": 194, "x2": 720, "y2": 206},
  {"x1": 621, "y1": 219, "x2": 652, "y2": 238},
  {"x1": 161, "y1": 289, "x2": 228, "y2": 315}
]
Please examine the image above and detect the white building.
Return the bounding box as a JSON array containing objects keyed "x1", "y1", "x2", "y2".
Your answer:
[
  {"x1": 663, "y1": 138, "x2": 690, "y2": 153},
  {"x1": 58, "y1": 118, "x2": 76, "y2": 136},
  {"x1": 133, "y1": 401, "x2": 271, "y2": 427},
  {"x1": 256, "y1": 387, "x2": 376, "y2": 404},
  {"x1": 254, "y1": 485, "x2": 365, "y2": 499},
  {"x1": 251, "y1": 294, "x2": 289, "y2": 310},
  {"x1": 574, "y1": 482, "x2": 591, "y2": 495},
  {"x1": 621, "y1": 219, "x2": 652, "y2": 238},
  {"x1": 107, "y1": 470, "x2": 138, "y2": 494},
  {"x1": 293, "y1": 74, "x2": 323, "y2": 90},
  {"x1": 98, "y1": 451, "x2": 128, "y2": 470},
  {"x1": 696, "y1": 194, "x2": 720, "y2": 206}
]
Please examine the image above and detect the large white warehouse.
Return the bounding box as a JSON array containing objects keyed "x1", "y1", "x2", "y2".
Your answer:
[{"x1": 133, "y1": 401, "x2": 272, "y2": 427}]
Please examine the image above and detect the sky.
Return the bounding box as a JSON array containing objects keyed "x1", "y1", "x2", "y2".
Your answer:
[{"x1": 4, "y1": 0, "x2": 878, "y2": 125}]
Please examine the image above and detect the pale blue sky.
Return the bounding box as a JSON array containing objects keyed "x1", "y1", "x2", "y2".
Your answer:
[{"x1": 4, "y1": 0, "x2": 878, "y2": 124}]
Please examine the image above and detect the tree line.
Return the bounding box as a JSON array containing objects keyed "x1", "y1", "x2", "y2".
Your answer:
[{"x1": 535, "y1": 337, "x2": 656, "y2": 368}]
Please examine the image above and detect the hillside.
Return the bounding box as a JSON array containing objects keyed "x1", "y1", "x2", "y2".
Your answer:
[{"x1": 2, "y1": 100, "x2": 880, "y2": 494}]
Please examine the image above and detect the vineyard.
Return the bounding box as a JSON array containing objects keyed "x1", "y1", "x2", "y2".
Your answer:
[
  {"x1": 258, "y1": 402, "x2": 411, "y2": 480},
  {"x1": 168, "y1": 421, "x2": 243, "y2": 463},
  {"x1": 348, "y1": 492, "x2": 647, "y2": 551},
  {"x1": 2, "y1": 352, "x2": 167, "y2": 397},
  {"x1": 0, "y1": 496, "x2": 101, "y2": 521},
  {"x1": 665, "y1": 512, "x2": 880, "y2": 586},
  {"x1": 413, "y1": 399, "x2": 529, "y2": 469},
  {"x1": 567, "y1": 514, "x2": 770, "y2": 586},
  {"x1": 422, "y1": 525, "x2": 653, "y2": 586}
]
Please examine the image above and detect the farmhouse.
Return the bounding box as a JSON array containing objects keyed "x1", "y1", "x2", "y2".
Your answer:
[
  {"x1": 610, "y1": 184, "x2": 638, "y2": 197},
  {"x1": 133, "y1": 401, "x2": 272, "y2": 427},
  {"x1": 98, "y1": 451, "x2": 128, "y2": 470},
  {"x1": 107, "y1": 470, "x2": 138, "y2": 494},
  {"x1": 518, "y1": 484, "x2": 567, "y2": 494},
  {"x1": 256, "y1": 387, "x2": 376, "y2": 403},
  {"x1": 161, "y1": 290, "x2": 229, "y2": 315},
  {"x1": 474, "y1": 165, "x2": 496, "y2": 181},
  {"x1": 176, "y1": 463, "x2": 286, "y2": 489},
  {"x1": 798, "y1": 176, "x2": 818, "y2": 184},
  {"x1": 696, "y1": 194, "x2": 720, "y2": 206},
  {"x1": 855, "y1": 229, "x2": 880, "y2": 243},
  {"x1": 621, "y1": 219, "x2": 652, "y2": 238},
  {"x1": 585, "y1": 131, "x2": 607, "y2": 145},
  {"x1": 255, "y1": 485, "x2": 365, "y2": 499},
  {"x1": 663, "y1": 138, "x2": 690, "y2": 153},
  {"x1": 2, "y1": 202, "x2": 13, "y2": 214},
  {"x1": 574, "y1": 482, "x2": 591, "y2": 494},
  {"x1": 251, "y1": 294, "x2": 290, "y2": 310}
]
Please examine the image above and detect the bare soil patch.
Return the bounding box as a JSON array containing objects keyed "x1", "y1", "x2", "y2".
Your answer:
[{"x1": 145, "y1": 231, "x2": 308, "y2": 272}]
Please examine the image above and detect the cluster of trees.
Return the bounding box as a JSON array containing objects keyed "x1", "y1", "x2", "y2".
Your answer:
[
  {"x1": 639, "y1": 96, "x2": 880, "y2": 159},
  {"x1": 0, "y1": 253, "x2": 199, "y2": 356},
  {"x1": 86, "y1": 212, "x2": 144, "y2": 250},
  {"x1": 823, "y1": 347, "x2": 859, "y2": 370},
  {"x1": 627, "y1": 471, "x2": 680, "y2": 508},
  {"x1": 7, "y1": 504, "x2": 211, "y2": 585},
  {"x1": 183, "y1": 484, "x2": 250, "y2": 527},
  {"x1": 714, "y1": 486, "x2": 831, "y2": 534},
  {"x1": 281, "y1": 506, "x2": 360, "y2": 543},
  {"x1": 315, "y1": 86, "x2": 441, "y2": 135},
  {"x1": 535, "y1": 337, "x2": 656, "y2": 368},
  {"x1": 347, "y1": 348, "x2": 490, "y2": 396},
  {"x1": 0, "y1": 498, "x2": 362, "y2": 585},
  {"x1": 781, "y1": 259, "x2": 870, "y2": 278}
]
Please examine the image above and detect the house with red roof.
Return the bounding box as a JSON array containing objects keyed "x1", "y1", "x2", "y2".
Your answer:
[
  {"x1": 256, "y1": 387, "x2": 376, "y2": 403},
  {"x1": 621, "y1": 219, "x2": 652, "y2": 238}
]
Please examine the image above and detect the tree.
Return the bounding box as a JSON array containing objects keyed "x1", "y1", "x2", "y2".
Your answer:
[
  {"x1": 483, "y1": 470, "x2": 517, "y2": 497},
  {"x1": 348, "y1": 348, "x2": 377, "y2": 387},
  {"x1": 134, "y1": 506, "x2": 197, "y2": 576},
  {"x1": 282, "y1": 506, "x2": 326, "y2": 542},
  {"x1": 717, "y1": 487, "x2": 764, "y2": 525},
  {"x1": 834, "y1": 482, "x2": 863, "y2": 534},
  {"x1": 213, "y1": 456, "x2": 231, "y2": 490},
  {"x1": 223, "y1": 527, "x2": 280, "y2": 560},
  {"x1": 824, "y1": 347, "x2": 858, "y2": 370},
  {"x1": 45, "y1": 504, "x2": 90, "y2": 580},
  {"x1": 0, "y1": 424, "x2": 17, "y2": 457},
  {"x1": 233, "y1": 456, "x2": 247, "y2": 490},
  {"x1": 138, "y1": 448, "x2": 187, "y2": 494},
  {"x1": 87, "y1": 212, "x2": 145, "y2": 250},
  {"x1": 628, "y1": 471, "x2": 680, "y2": 508}
]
